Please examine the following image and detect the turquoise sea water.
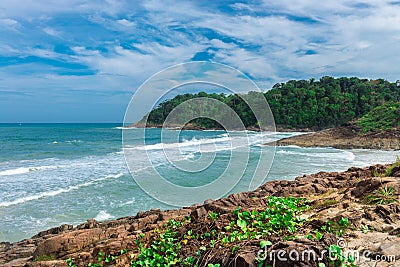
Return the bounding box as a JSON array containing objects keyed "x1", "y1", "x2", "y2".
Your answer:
[{"x1": 0, "y1": 123, "x2": 398, "y2": 242}]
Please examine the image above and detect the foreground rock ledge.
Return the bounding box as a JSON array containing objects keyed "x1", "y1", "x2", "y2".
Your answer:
[{"x1": 1, "y1": 163, "x2": 400, "y2": 267}]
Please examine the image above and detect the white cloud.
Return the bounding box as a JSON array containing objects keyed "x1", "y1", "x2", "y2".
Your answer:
[
  {"x1": 1, "y1": 0, "x2": 400, "y2": 122},
  {"x1": 0, "y1": 18, "x2": 19, "y2": 27},
  {"x1": 2, "y1": 0, "x2": 400, "y2": 101},
  {"x1": 0, "y1": 43, "x2": 20, "y2": 55},
  {"x1": 71, "y1": 46, "x2": 101, "y2": 56},
  {"x1": 189, "y1": 0, "x2": 400, "y2": 81},
  {"x1": 28, "y1": 48, "x2": 68, "y2": 60},
  {"x1": 0, "y1": 0, "x2": 132, "y2": 17},
  {"x1": 43, "y1": 27, "x2": 62, "y2": 37},
  {"x1": 72, "y1": 42, "x2": 206, "y2": 79},
  {"x1": 117, "y1": 19, "x2": 136, "y2": 27},
  {"x1": 230, "y1": 3, "x2": 254, "y2": 11}
]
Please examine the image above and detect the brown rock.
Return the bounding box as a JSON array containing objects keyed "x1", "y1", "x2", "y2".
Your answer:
[
  {"x1": 377, "y1": 241, "x2": 400, "y2": 260},
  {"x1": 272, "y1": 125, "x2": 400, "y2": 150},
  {"x1": 25, "y1": 260, "x2": 66, "y2": 267},
  {"x1": 33, "y1": 228, "x2": 103, "y2": 259},
  {"x1": 232, "y1": 252, "x2": 256, "y2": 267},
  {"x1": 33, "y1": 224, "x2": 73, "y2": 238},
  {"x1": 77, "y1": 219, "x2": 99, "y2": 230}
]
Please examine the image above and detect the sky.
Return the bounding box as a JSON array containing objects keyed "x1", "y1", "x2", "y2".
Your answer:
[{"x1": 1, "y1": 0, "x2": 400, "y2": 122}]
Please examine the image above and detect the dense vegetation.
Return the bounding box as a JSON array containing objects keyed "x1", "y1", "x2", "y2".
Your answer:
[
  {"x1": 66, "y1": 196, "x2": 357, "y2": 267},
  {"x1": 140, "y1": 77, "x2": 400, "y2": 129},
  {"x1": 358, "y1": 102, "x2": 400, "y2": 132},
  {"x1": 144, "y1": 92, "x2": 259, "y2": 129},
  {"x1": 267, "y1": 77, "x2": 400, "y2": 128}
]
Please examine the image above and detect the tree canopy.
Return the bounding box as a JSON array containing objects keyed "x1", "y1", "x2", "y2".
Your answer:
[
  {"x1": 358, "y1": 102, "x2": 400, "y2": 132},
  {"x1": 140, "y1": 77, "x2": 400, "y2": 130}
]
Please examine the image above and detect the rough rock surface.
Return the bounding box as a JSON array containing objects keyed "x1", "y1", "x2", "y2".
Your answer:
[
  {"x1": 1, "y1": 163, "x2": 400, "y2": 266},
  {"x1": 273, "y1": 124, "x2": 400, "y2": 150}
]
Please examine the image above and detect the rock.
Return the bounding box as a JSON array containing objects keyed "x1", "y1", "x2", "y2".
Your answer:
[
  {"x1": 204, "y1": 198, "x2": 214, "y2": 204},
  {"x1": 190, "y1": 206, "x2": 208, "y2": 220},
  {"x1": 375, "y1": 205, "x2": 394, "y2": 223},
  {"x1": 390, "y1": 166, "x2": 400, "y2": 177},
  {"x1": 33, "y1": 224, "x2": 73, "y2": 238},
  {"x1": 264, "y1": 238, "x2": 333, "y2": 267},
  {"x1": 33, "y1": 228, "x2": 103, "y2": 259},
  {"x1": 25, "y1": 260, "x2": 66, "y2": 267},
  {"x1": 377, "y1": 241, "x2": 400, "y2": 260},
  {"x1": 389, "y1": 227, "x2": 400, "y2": 236},
  {"x1": 3, "y1": 257, "x2": 31, "y2": 267},
  {"x1": 272, "y1": 125, "x2": 400, "y2": 150},
  {"x1": 77, "y1": 219, "x2": 99, "y2": 230},
  {"x1": 232, "y1": 252, "x2": 256, "y2": 267}
]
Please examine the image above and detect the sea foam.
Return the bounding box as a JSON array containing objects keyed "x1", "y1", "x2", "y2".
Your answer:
[
  {"x1": 0, "y1": 172, "x2": 127, "y2": 207},
  {"x1": 0, "y1": 166, "x2": 58, "y2": 176},
  {"x1": 95, "y1": 210, "x2": 114, "y2": 221}
]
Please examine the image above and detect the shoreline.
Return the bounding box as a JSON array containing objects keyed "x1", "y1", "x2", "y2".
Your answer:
[
  {"x1": 129, "y1": 123, "x2": 400, "y2": 151},
  {"x1": 2, "y1": 162, "x2": 400, "y2": 266},
  {"x1": 128, "y1": 119, "x2": 324, "y2": 132},
  {"x1": 125, "y1": 123, "x2": 316, "y2": 135}
]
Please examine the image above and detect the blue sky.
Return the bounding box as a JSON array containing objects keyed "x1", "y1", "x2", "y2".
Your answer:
[{"x1": 1, "y1": 0, "x2": 400, "y2": 122}]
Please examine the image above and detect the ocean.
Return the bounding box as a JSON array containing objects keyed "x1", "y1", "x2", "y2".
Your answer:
[{"x1": 0, "y1": 123, "x2": 398, "y2": 242}]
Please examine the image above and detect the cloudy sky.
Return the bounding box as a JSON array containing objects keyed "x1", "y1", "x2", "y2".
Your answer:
[{"x1": 1, "y1": 0, "x2": 400, "y2": 122}]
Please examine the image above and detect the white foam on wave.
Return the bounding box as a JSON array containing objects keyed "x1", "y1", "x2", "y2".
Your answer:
[
  {"x1": 277, "y1": 150, "x2": 311, "y2": 156},
  {"x1": 284, "y1": 145, "x2": 302, "y2": 148},
  {"x1": 94, "y1": 210, "x2": 114, "y2": 221},
  {"x1": 128, "y1": 136, "x2": 232, "y2": 151},
  {"x1": 48, "y1": 140, "x2": 83, "y2": 144},
  {"x1": 0, "y1": 172, "x2": 127, "y2": 207},
  {"x1": 124, "y1": 132, "x2": 277, "y2": 158},
  {"x1": 107, "y1": 173, "x2": 125, "y2": 179},
  {"x1": 119, "y1": 198, "x2": 136, "y2": 207},
  {"x1": 248, "y1": 133, "x2": 278, "y2": 145},
  {"x1": 341, "y1": 151, "x2": 356, "y2": 161},
  {"x1": 65, "y1": 140, "x2": 82, "y2": 144},
  {"x1": 183, "y1": 153, "x2": 196, "y2": 160},
  {"x1": 0, "y1": 166, "x2": 59, "y2": 176},
  {"x1": 0, "y1": 187, "x2": 78, "y2": 207},
  {"x1": 277, "y1": 149, "x2": 356, "y2": 161},
  {"x1": 114, "y1": 126, "x2": 134, "y2": 130}
]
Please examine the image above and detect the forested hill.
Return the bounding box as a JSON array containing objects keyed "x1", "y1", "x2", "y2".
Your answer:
[
  {"x1": 138, "y1": 77, "x2": 400, "y2": 130},
  {"x1": 266, "y1": 77, "x2": 400, "y2": 128}
]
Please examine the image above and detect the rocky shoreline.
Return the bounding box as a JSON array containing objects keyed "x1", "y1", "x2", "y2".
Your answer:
[
  {"x1": 273, "y1": 124, "x2": 400, "y2": 150},
  {"x1": 1, "y1": 162, "x2": 400, "y2": 267}
]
